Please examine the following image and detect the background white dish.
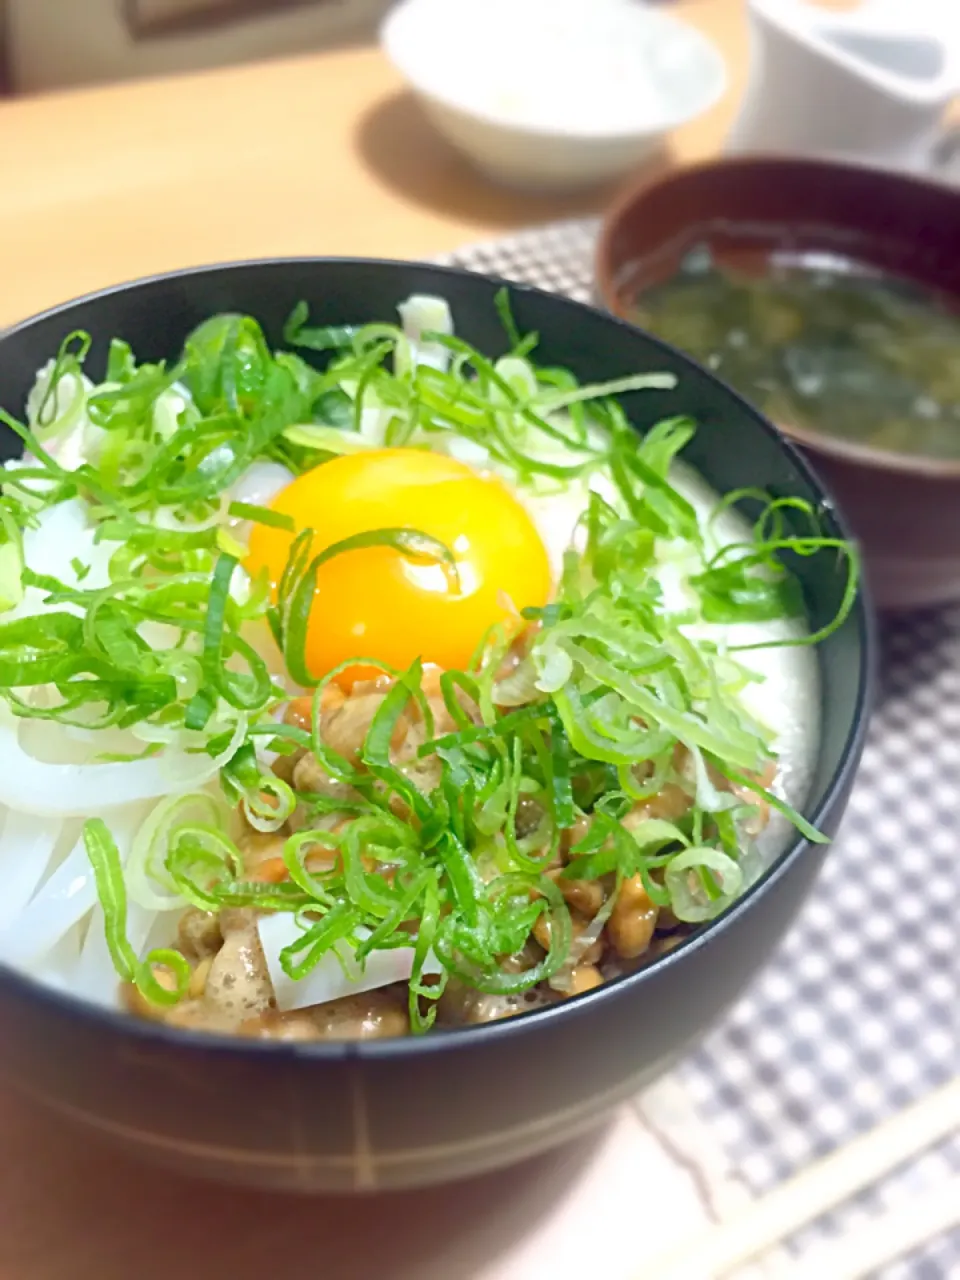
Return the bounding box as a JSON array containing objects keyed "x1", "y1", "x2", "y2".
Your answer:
[{"x1": 381, "y1": 0, "x2": 727, "y2": 192}]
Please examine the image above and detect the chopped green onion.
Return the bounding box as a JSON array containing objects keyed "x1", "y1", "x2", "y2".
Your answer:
[
  {"x1": 664, "y1": 846, "x2": 744, "y2": 923},
  {"x1": 227, "y1": 501, "x2": 296, "y2": 531},
  {"x1": 83, "y1": 818, "x2": 191, "y2": 1007}
]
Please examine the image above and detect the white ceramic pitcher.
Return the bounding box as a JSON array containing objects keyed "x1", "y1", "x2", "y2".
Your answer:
[{"x1": 726, "y1": 0, "x2": 960, "y2": 173}]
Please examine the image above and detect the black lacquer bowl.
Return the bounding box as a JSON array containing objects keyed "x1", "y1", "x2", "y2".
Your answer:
[{"x1": 0, "y1": 260, "x2": 873, "y2": 1193}]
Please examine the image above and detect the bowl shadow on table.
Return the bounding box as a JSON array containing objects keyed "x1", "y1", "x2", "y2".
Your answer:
[
  {"x1": 1, "y1": 1087, "x2": 611, "y2": 1280},
  {"x1": 354, "y1": 90, "x2": 647, "y2": 228}
]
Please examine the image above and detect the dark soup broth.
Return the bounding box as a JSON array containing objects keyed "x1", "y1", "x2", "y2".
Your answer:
[{"x1": 632, "y1": 246, "x2": 960, "y2": 461}]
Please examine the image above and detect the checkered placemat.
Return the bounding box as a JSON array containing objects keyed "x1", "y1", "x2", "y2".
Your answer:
[{"x1": 440, "y1": 222, "x2": 959, "y2": 1279}]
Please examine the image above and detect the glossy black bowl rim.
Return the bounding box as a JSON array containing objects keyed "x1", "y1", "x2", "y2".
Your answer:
[{"x1": 0, "y1": 256, "x2": 876, "y2": 1064}]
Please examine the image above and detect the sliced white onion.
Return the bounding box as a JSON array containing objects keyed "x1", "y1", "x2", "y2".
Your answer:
[
  {"x1": 22, "y1": 498, "x2": 98, "y2": 581},
  {"x1": 0, "y1": 811, "x2": 66, "y2": 931},
  {"x1": 0, "y1": 836, "x2": 97, "y2": 966},
  {"x1": 686, "y1": 744, "x2": 738, "y2": 814},
  {"x1": 74, "y1": 905, "x2": 120, "y2": 1004},
  {"x1": 7, "y1": 497, "x2": 112, "y2": 622},
  {"x1": 358, "y1": 405, "x2": 394, "y2": 444},
  {"x1": 0, "y1": 804, "x2": 145, "y2": 969},
  {"x1": 31, "y1": 928, "x2": 83, "y2": 994},
  {"x1": 229, "y1": 461, "x2": 294, "y2": 510},
  {"x1": 227, "y1": 563, "x2": 253, "y2": 606},
  {"x1": 141, "y1": 910, "x2": 181, "y2": 957},
  {"x1": 75, "y1": 899, "x2": 165, "y2": 1006},
  {"x1": 80, "y1": 419, "x2": 109, "y2": 467},
  {"x1": 32, "y1": 720, "x2": 149, "y2": 764},
  {"x1": 2, "y1": 456, "x2": 55, "y2": 503},
  {"x1": 0, "y1": 708, "x2": 247, "y2": 817},
  {"x1": 258, "y1": 914, "x2": 443, "y2": 1013},
  {"x1": 152, "y1": 385, "x2": 193, "y2": 441},
  {"x1": 445, "y1": 435, "x2": 490, "y2": 468},
  {"x1": 129, "y1": 718, "x2": 183, "y2": 746},
  {"x1": 397, "y1": 294, "x2": 453, "y2": 373}
]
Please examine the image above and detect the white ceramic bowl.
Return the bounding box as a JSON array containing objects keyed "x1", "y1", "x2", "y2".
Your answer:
[{"x1": 380, "y1": 0, "x2": 727, "y2": 192}]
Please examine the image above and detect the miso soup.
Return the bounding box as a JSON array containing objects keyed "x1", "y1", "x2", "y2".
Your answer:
[{"x1": 632, "y1": 246, "x2": 960, "y2": 461}]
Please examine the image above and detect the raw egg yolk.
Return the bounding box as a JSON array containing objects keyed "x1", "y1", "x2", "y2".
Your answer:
[{"x1": 246, "y1": 448, "x2": 551, "y2": 685}]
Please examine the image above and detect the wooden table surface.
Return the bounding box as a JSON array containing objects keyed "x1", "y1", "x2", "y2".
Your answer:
[
  {"x1": 0, "y1": 0, "x2": 759, "y2": 330},
  {"x1": 0, "y1": 3, "x2": 861, "y2": 1278}
]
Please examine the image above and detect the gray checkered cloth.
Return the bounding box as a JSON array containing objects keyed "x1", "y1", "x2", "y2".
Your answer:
[{"x1": 440, "y1": 221, "x2": 959, "y2": 1279}]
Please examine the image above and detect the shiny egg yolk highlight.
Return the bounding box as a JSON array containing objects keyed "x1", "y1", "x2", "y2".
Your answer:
[{"x1": 246, "y1": 448, "x2": 552, "y2": 685}]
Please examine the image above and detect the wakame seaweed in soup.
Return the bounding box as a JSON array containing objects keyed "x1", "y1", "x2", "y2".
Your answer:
[{"x1": 632, "y1": 245, "x2": 960, "y2": 461}]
